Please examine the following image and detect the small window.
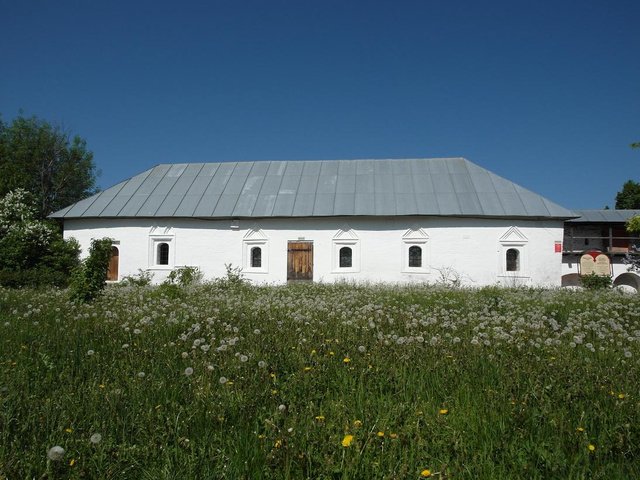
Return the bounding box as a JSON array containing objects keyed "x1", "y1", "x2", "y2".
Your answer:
[
  {"x1": 157, "y1": 242, "x2": 169, "y2": 265},
  {"x1": 506, "y1": 248, "x2": 519, "y2": 271},
  {"x1": 251, "y1": 246, "x2": 262, "y2": 268},
  {"x1": 408, "y1": 245, "x2": 422, "y2": 268},
  {"x1": 339, "y1": 246, "x2": 352, "y2": 268}
]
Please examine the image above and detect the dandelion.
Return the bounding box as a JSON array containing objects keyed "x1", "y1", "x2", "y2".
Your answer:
[
  {"x1": 341, "y1": 434, "x2": 354, "y2": 447},
  {"x1": 89, "y1": 433, "x2": 102, "y2": 444},
  {"x1": 184, "y1": 367, "x2": 194, "y2": 376},
  {"x1": 239, "y1": 354, "x2": 248, "y2": 363},
  {"x1": 207, "y1": 364, "x2": 214, "y2": 371},
  {"x1": 618, "y1": 393, "x2": 626, "y2": 399},
  {"x1": 358, "y1": 345, "x2": 366, "y2": 353},
  {"x1": 304, "y1": 366, "x2": 312, "y2": 372},
  {"x1": 258, "y1": 360, "x2": 267, "y2": 368},
  {"x1": 219, "y1": 376, "x2": 228, "y2": 384},
  {"x1": 64, "y1": 428, "x2": 73, "y2": 433},
  {"x1": 389, "y1": 433, "x2": 398, "y2": 439},
  {"x1": 137, "y1": 372, "x2": 145, "y2": 378},
  {"x1": 420, "y1": 469, "x2": 432, "y2": 477},
  {"x1": 439, "y1": 408, "x2": 449, "y2": 415},
  {"x1": 122, "y1": 343, "x2": 129, "y2": 349},
  {"x1": 86, "y1": 350, "x2": 95, "y2": 356},
  {"x1": 315, "y1": 415, "x2": 325, "y2": 421},
  {"x1": 274, "y1": 439, "x2": 282, "y2": 448},
  {"x1": 278, "y1": 404, "x2": 286, "y2": 412},
  {"x1": 588, "y1": 444, "x2": 596, "y2": 452},
  {"x1": 377, "y1": 431, "x2": 385, "y2": 438},
  {"x1": 353, "y1": 420, "x2": 363, "y2": 428},
  {"x1": 343, "y1": 357, "x2": 351, "y2": 363},
  {"x1": 47, "y1": 445, "x2": 65, "y2": 461},
  {"x1": 576, "y1": 427, "x2": 585, "y2": 432}
]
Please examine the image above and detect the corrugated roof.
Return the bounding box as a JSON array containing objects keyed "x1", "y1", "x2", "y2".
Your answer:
[
  {"x1": 567, "y1": 209, "x2": 640, "y2": 223},
  {"x1": 49, "y1": 158, "x2": 576, "y2": 220}
]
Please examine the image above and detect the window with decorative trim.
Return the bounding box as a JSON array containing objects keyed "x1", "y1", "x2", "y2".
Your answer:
[
  {"x1": 402, "y1": 228, "x2": 429, "y2": 273},
  {"x1": 243, "y1": 228, "x2": 269, "y2": 273},
  {"x1": 499, "y1": 226, "x2": 528, "y2": 278},
  {"x1": 149, "y1": 226, "x2": 175, "y2": 269},
  {"x1": 332, "y1": 227, "x2": 360, "y2": 273}
]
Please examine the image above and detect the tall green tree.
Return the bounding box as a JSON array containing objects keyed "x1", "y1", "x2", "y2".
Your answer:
[
  {"x1": 615, "y1": 180, "x2": 640, "y2": 209},
  {"x1": 0, "y1": 114, "x2": 97, "y2": 218}
]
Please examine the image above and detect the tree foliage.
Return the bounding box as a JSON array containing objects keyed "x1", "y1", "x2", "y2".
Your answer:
[
  {"x1": 615, "y1": 180, "x2": 640, "y2": 209},
  {"x1": 0, "y1": 189, "x2": 80, "y2": 286},
  {"x1": 0, "y1": 114, "x2": 97, "y2": 218}
]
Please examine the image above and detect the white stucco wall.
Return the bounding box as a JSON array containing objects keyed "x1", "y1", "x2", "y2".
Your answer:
[{"x1": 62, "y1": 216, "x2": 565, "y2": 287}]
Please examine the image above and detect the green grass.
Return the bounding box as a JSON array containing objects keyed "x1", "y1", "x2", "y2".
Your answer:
[{"x1": 0, "y1": 282, "x2": 639, "y2": 479}]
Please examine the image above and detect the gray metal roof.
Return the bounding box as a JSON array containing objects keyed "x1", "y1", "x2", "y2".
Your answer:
[
  {"x1": 49, "y1": 158, "x2": 576, "y2": 220},
  {"x1": 566, "y1": 209, "x2": 640, "y2": 223}
]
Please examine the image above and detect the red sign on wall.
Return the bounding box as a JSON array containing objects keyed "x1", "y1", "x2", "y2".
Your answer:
[{"x1": 554, "y1": 242, "x2": 562, "y2": 253}]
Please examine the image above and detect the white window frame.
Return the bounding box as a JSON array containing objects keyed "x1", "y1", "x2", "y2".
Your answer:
[
  {"x1": 498, "y1": 226, "x2": 529, "y2": 279},
  {"x1": 402, "y1": 228, "x2": 430, "y2": 274},
  {"x1": 332, "y1": 228, "x2": 360, "y2": 273},
  {"x1": 149, "y1": 227, "x2": 175, "y2": 270},
  {"x1": 243, "y1": 228, "x2": 269, "y2": 274}
]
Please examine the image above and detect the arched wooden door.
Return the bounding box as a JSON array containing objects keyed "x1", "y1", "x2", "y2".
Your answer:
[{"x1": 107, "y1": 246, "x2": 119, "y2": 281}]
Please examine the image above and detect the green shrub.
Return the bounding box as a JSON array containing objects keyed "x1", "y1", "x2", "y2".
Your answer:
[
  {"x1": 119, "y1": 269, "x2": 154, "y2": 287},
  {"x1": 69, "y1": 237, "x2": 114, "y2": 302},
  {"x1": 165, "y1": 266, "x2": 203, "y2": 287},
  {"x1": 580, "y1": 273, "x2": 612, "y2": 290}
]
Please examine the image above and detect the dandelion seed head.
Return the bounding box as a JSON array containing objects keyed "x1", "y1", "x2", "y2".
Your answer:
[
  {"x1": 47, "y1": 445, "x2": 65, "y2": 461},
  {"x1": 184, "y1": 367, "x2": 194, "y2": 376},
  {"x1": 219, "y1": 376, "x2": 228, "y2": 384},
  {"x1": 86, "y1": 350, "x2": 95, "y2": 356},
  {"x1": 90, "y1": 433, "x2": 102, "y2": 444}
]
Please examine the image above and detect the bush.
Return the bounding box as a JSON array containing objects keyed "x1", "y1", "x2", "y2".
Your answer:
[
  {"x1": 119, "y1": 269, "x2": 154, "y2": 287},
  {"x1": 69, "y1": 238, "x2": 114, "y2": 302},
  {"x1": 580, "y1": 273, "x2": 612, "y2": 290},
  {"x1": 165, "y1": 266, "x2": 203, "y2": 287}
]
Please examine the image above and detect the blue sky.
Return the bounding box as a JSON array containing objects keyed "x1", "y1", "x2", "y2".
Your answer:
[{"x1": 1, "y1": 0, "x2": 638, "y2": 210}]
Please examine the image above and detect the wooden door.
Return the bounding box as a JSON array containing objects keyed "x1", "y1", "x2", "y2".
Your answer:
[
  {"x1": 287, "y1": 241, "x2": 313, "y2": 282},
  {"x1": 107, "y1": 246, "x2": 119, "y2": 281}
]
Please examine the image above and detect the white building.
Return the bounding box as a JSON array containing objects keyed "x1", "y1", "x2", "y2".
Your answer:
[{"x1": 50, "y1": 158, "x2": 575, "y2": 287}]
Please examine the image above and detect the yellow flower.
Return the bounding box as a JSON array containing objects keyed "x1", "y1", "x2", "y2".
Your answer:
[
  {"x1": 588, "y1": 444, "x2": 596, "y2": 452},
  {"x1": 439, "y1": 409, "x2": 449, "y2": 415},
  {"x1": 389, "y1": 433, "x2": 398, "y2": 439},
  {"x1": 329, "y1": 351, "x2": 335, "y2": 356},
  {"x1": 311, "y1": 349, "x2": 317, "y2": 355},
  {"x1": 315, "y1": 415, "x2": 325, "y2": 422},
  {"x1": 341, "y1": 434, "x2": 354, "y2": 447},
  {"x1": 618, "y1": 393, "x2": 626, "y2": 399},
  {"x1": 343, "y1": 357, "x2": 351, "y2": 363},
  {"x1": 65, "y1": 428, "x2": 73, "y2": 433},
  {"x1": 353, "y1": 420, "x2": 363, "y2": 428},
  {"x1": 421, "y1": 469, "x2": 432, "y2": 477},
  {"x1": 304, "y1": 366, "x2": 312, "y2": 372},
  {"x1": 576, "y1": 427, "x2": 585, "y2": 432},
  {"x1": 69, "y1": 458, "x2": 76, "y2": 467},
  {"x1": 274, "y1": 439, "x2": 282, "y2": 448},
  {"x1": 377, "y1": 431, "x2": 385, "y2": 437}
]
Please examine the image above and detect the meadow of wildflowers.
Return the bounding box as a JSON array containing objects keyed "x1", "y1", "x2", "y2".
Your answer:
[{"x1": 0, "y1": 282, "x2": 639, "y2": 478}]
